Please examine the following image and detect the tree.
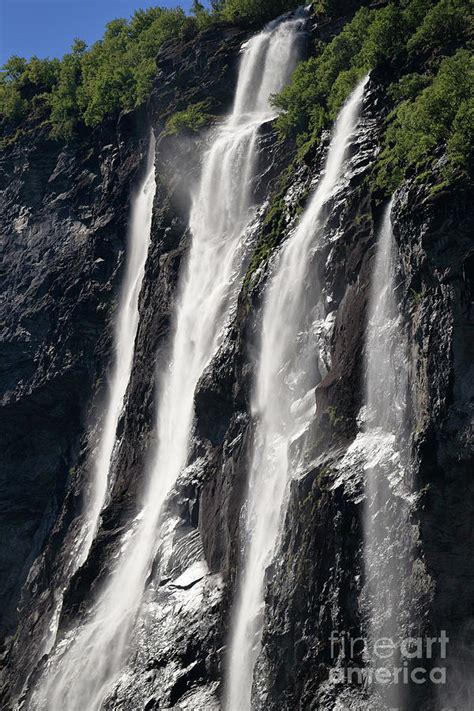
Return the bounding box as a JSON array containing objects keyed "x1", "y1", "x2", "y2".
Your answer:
[{"x1": 48, "y1": 43, "x2": 84, "y2": 138}]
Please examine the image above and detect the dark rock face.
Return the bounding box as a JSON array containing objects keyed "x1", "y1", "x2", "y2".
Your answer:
[
  {"x1": 0, "y1": 114, "x2": 147, "y2": 645},
  {"x1": 396, "y1": 178, "x2": 474, "y2": 710},
  {"x1": 1, "y1": 12, "x2": 473, "y2": 711},
  {"x1": 151, "y1": 22, "x2": 249, "y2": 124}
]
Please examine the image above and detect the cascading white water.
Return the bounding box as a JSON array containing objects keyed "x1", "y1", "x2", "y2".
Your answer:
[
  {"x1": 34, "y1": 15, "x2": 304, "y2": 711},
  {"x1": 365, "y1": 199, "x2": 403, "y2": 432},
  {"x1": 82, "y1": 139, "x2": 156, "y2": 556},
  {"x1": 39, "y1": 138, "x2": 156, "y2": 659},
  {"x1": 226, "y1": 78, "x2": 368, "y2": 711},
  {"x1": 363, "y1": 199, "x2": 409, "y2": 706}
]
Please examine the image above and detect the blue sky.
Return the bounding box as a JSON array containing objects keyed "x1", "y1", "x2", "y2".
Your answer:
[{"x1": 0, "y1": 0, "x2": 209, "y2": 65}]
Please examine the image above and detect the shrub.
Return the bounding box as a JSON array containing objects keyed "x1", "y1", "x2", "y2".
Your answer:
[
  {"x1": 0, "y1": 83, "x2": 27, "y2": 124},
  {"x1": 219, "y1": 0, "x2": 300, "y2": 23},
  {"x1": 356, "y1": 3, "x2": 405, "y2": 68},
  {"x1": 387, "y1": 72, "x2": 430, "y2": 102},
  {"x1": 448, "y1": 99, "x2": 474, "y2": 170},
  {"x1": 0, "y1": 55, "x2": 61, "y2": 125},
  {"x1": 165, "y1": 102, "x2": 214, "y2": 135},
  {"x1": 191, "y1": 0, "x2": 214, "y2": 29},
  {"x1": 48, "y1": 41, "x2": 85, "y2": 138}
]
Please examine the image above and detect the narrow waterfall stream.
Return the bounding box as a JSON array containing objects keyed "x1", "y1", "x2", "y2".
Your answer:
[
  {"x1": 40, "y1": 138, "x2": 157, "y2": 658},
  {"x1": 226, "y1": 77, "x2": 368, "y2": 711},
  {"x1": 82, "y1": 139, "x2": 156, "y2": 558},
  {"x1": 363, "y1": 199, "x2": 410, "y2": 707},
  {"x1": 365, "y1": 200, "x2": 404, "y2": 432},
  {"x1": 34, "y1": 15, "x2": 304, "y2": 711}
]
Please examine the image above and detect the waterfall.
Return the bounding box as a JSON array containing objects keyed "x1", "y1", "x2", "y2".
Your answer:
[
  {"x1": 34, "y1": 15, "x2": 304, "y2": 711},
  {"x1": 40, "y1": 137, "x2": 156, "y2": 659},
  {"x1": 81, "y1": 139, "x2": 156, "y2": 558},
  {"x1": 363, "y1": 200, "x2": 409, "y2": 707},
  {"x1": 226, "y1": 77, "x2": 368, "y2": 711},
  {"x1": 365, "y1": 199, "x2": 404, "y2": 432}
]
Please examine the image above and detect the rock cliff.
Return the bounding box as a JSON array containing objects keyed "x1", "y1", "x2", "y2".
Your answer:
[{"x1": 0, "y1": 9, "x2": 472, "y2": 711}]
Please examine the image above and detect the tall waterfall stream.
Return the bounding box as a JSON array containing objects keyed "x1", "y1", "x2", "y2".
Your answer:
[{"x1": 363, "y1": 200, "x2": 411, "y2": 708}]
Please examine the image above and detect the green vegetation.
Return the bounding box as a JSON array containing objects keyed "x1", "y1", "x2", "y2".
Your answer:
[
  {"x1": 274, "y1": 1, "x2": 432, "y2": 143},
  {"x1": 1, "y1": 7, "x2": 192, "y2": 139},
  {"x1": 243, "y1": 162, "x2": 305, "y2": 286},
  {"x1": 0, "y1": 0, "x2": 306, "y2": 141},
  {"x1": 1, "y1": 0, "x2": 472, "y2": 191},
  {"x1": 0, "y1": 55, "x2": 61, "y2": 128},
  {"x1": 165, "y1": 101, "x2": 214, "y2": 135},
  {"x1": 407, "y1": 0, "x2": 473, "y2": 55},
  {"x1": 273, "y1": 0, "x2": 473, "y2": 186},
  {"x1": 377, "y1": 50, "x2": 473, "y2": 190},
  {"x1": 218, "y1": 0, "x2": 300, "y2": 22},
  {"x1": 48, "y1": 41, "x2": 85, "y2": 139},
  {"x1": 190, "y1": 1, "x2": 214, "y2": 29}
]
